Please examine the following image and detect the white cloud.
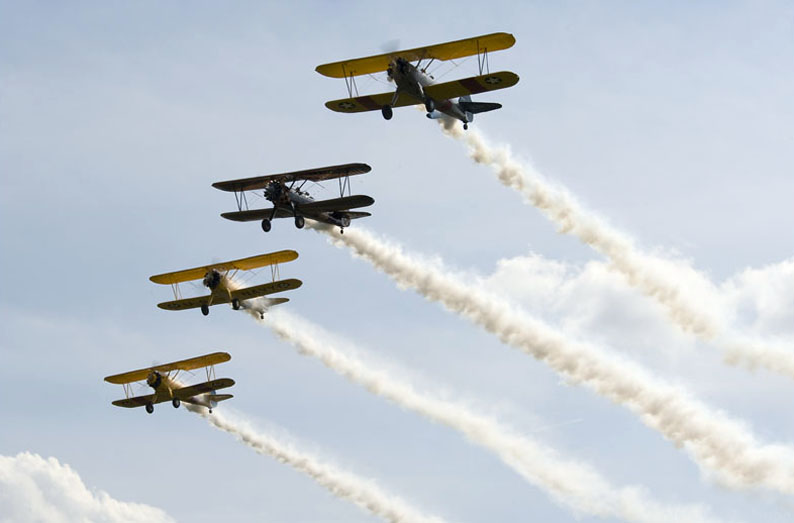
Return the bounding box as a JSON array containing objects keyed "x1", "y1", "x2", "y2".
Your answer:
[{"x1": 0, "y1": 452, "x2": 174, "y2": 523}]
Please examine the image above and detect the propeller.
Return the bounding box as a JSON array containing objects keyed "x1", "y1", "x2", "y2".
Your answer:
[
  {"x1": 380, "y1": 39, "x2": 401, "y2": 54},
  {"x1": 264, "y1": 180, "x2": 283, "y2": 201}
]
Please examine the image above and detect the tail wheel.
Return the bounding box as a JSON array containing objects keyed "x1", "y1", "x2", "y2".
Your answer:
[
  {"x1": 201, "y1": 304, "x2": 209, "y2": 316},
  {"x1": 232, "y1": 298, "x2": 240, "y2": 310},
  {"x1": 425, "y1": 98, "x2": 435, "y2": 112},
  {"x1": 381, "y1": 105, "x2": 393, "y2": 120},
  {"x1": 463, "y1": 123, "x2": 469, "y2": 130},
  {"x1": 145, "y1": 403, "x2": 154, "y2": 414},
  {"x1": 261, "y1": 218, "x2": 272, "y2": 232},
  {"x1": 294, "y1": 215, "x2": 305, "y2": 229},
  {"x1": 172, "y1": 398, "x2": 180, "y2": 408}
]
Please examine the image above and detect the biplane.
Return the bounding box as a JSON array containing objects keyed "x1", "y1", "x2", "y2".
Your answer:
[
  {"x1": 213, "y1": 163, "x2": 374, "y2": 234},
  {"x1": 150, "y1": 250, "x2": 302, "y2": 317},
  {"x1": 316, "y1": 32, "x2": 519, "y2": 129},
  {"x1": 104, "y1": 352, "x2": 234, "y2": 414}
]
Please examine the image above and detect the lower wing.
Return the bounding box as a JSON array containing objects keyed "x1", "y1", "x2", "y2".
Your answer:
[
  {"x1": 157, "y1": 295, "x2": 215, "y2": 311},
  {"x1": 231, "y1": 279, "x2": 302, "y2": 301},
  {"x1": 324, "y1": 71, "x2": 518, "y2": 114},
  {"x1": 298, "y1": 195, "x2": 374, "y2": 214},
  {"x1": 221, "y1": 208, "x2": 293, "y2": 222},
  {"x1": 324, "y1": 91, "x2": 418, "y2": 113},
  {"x1": 424, "y1": 71, "x2": 519, "y2": 101},
  {"x1": 173, "y1": 378, "x2": 235, "y2": 400},
  {"x1": 112, "y1": 394, "x2": 161, "y2": 408}
]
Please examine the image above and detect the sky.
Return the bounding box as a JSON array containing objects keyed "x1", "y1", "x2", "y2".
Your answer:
[{"x1": 1, "y1": 1, "x2": 793, "y2": 522}]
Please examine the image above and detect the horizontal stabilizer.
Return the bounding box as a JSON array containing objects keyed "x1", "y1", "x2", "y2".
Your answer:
[
  {"x1": 211, "y1": 394, "x2": 233, "y2": 403},
  {"x1": 346, "y1": 211, "x2": 371, "y2": 220},
  {"x1": 459, "y1": 101, "x2": 502, "y2": 114}
]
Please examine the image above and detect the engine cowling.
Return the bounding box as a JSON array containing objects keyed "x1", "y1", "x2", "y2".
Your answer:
[
  {"x1": 203, "y1": 269, "x2": 222, "y2": 290},
  {"x1": 146, "y1": 371, "x2": 162, "y2": 389}
]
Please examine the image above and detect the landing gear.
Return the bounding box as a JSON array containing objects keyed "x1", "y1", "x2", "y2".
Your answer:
[
  {"x1": 463, "y1": 123, "x2": 469, "y2": 130},
  {"x1": 145, "y1": 402, "x2": 154, "y2": 414},
  {"x1": 339, "y1": 228, "x2": 344, "y2": 234},
  {"x1": 294, "y1": 215, "x2": 305, "y2": 229},
  {"x1": 231, "y1": 298, "x2": 240, "y2": 310},
  {"x1": 425, "y1": 98, "x2": 435, "y2": 113},
  {"x1": 201, "y1": 304, "x2": 209, "y2": 316},
  {"x1": 381, "y1": 105, "x2": 393, "y2": 120},
  {"x1": 208, "y1": 408, "x2": 213, "y2": 414},
  {"x1": 172, "y1": 398, "x2": 180, "y2": 408},
  {"x1": 261, "y1": 218, "x2": 271, "y2": 232}
]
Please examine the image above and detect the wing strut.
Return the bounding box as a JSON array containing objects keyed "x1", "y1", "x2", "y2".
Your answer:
[
  {"x1": 342, "y1": 64, "x2": 360, "y2": 98},
  {"x1": 234, "y1": 190, "x2": 249, "y2": 212},
  {"x1": 205, "y1": 363, "x2": 217, "y2": 382},
  {"x1": 271, "y1": 263, "x2": 280, "y2": 282},
  {"x1": 170, "y1": 283, "x2": 182, "y2": 300},
  {"x1": 476, "y1": 39, "x2": 490, "y2": 75},
  {"x1": 338, "y1": 175, "x2": 351, "y2": 197}
]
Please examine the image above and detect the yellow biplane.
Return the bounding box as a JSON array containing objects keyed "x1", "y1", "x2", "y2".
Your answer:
[
  {"x1": 316, "y1": 32, "x2": 519, "y2": 129},
  {"x1": 150, "y1": 250, "x2": 302, "y2": 318},
  {"x1": 104, "y1": 352, "x2": 234, "y2": 415}
]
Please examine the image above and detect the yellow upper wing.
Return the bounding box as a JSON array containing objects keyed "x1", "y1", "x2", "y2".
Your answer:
[
  {"x1": 316, "y1": 32, "x2": 515, "y2": 78},
  {"x1": 104, "y1": 352, "x2": 231, "y2": 384},
  {"x1": 150, "y1": 250, "x2": 299, "y2": 285}
]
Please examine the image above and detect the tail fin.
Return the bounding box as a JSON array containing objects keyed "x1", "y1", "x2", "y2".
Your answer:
[{"x1": 459, "y1": 99, "x2": 502, "y2": 114}]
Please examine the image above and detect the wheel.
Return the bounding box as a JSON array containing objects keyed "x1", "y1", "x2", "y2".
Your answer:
[
  {"x1": 381, "y1": 105, "x2": 393, "y2": 120},
  {"x1": 172, "y1": 398, "x2": 180, "y2": 408},
  {"x1": 261, "y1": 218, "x2": 271, "y2": 232},
  {"x1": 145, "y1": 403, "x2": 154, "y2": 414},
  {"x1": 425, "y1": 98, "x2": 435, "y2": 112},
  {"x1": 208, "y1": 408, "x2": 213, "y2": 414},
  {"x1": 232, "y1": 298, "x2": 240, "y2": 310},
  {"x1": 339, "y1": 228, "x2": 344, "y2": 235},
  {"x1": 463, "y1": 123, "x2": 469, "y2": 130},
  {"x1": 201, "y1": 304, "x2": 209, "y2": 316},
  {"x1": 294, "y1": 215, "x2": 305, "y2": 229}
]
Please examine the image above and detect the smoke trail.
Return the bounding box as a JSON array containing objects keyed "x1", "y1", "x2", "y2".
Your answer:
[
  {"x1": 186, "y1": 405, "x2": 446, "y2": 523},
  {"x1": 437, "y1": 120, "x2": 794, "y2": 378},
  {"x1": 0, "y1": 452, "x2": 174, "y2": 523},
  {"x1": 311, "y1": 222, "x2": 794, "y2": 495},
  {"x1": 258, "y1": 309, "x2": 725, "y2": 523}
]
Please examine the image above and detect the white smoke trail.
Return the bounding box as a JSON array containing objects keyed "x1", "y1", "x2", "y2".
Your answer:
[
  {"x1": 259, "y1": 309, "x2": 726, "y2": 523},
  {"x1": 311, "y1": 222, "x2": 794, "y2": 495},
  {"x1": 0, "y1": 452, "x2": 174, "y2": 523},
  {"x1": 437, "y1": 120, "x2": 794, "y2": 378},
  {"x1": 186, "y1": 404, "x2": 446, "y2": 523}
]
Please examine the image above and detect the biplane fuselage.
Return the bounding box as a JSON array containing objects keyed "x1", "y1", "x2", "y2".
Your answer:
[
  {"x1": 145, "y1": 371, "x2": 221, "y2": 410},
  {"x1": 202, "y1": 269, "x2": 236, "y2": 304},
  {"x1": 388, "y1": 58, "x2": 473, "y2": 125},
  {"x1": 266, "y1": 182, "x2": 353, "y2": 228}
]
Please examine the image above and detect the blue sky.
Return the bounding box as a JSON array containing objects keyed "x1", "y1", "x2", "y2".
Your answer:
[{"x1": 1, "y1": 1, "x2": 793, "y2": 521}]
